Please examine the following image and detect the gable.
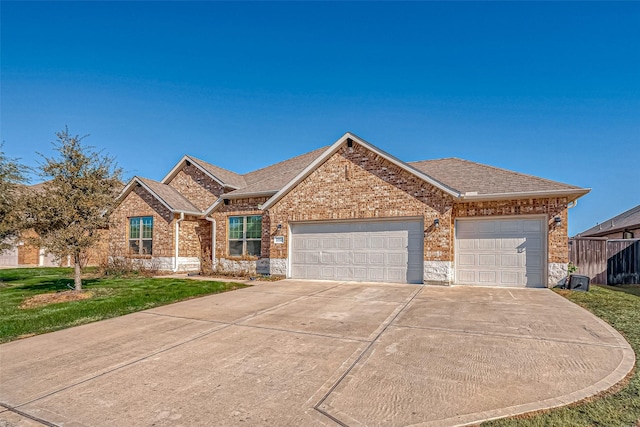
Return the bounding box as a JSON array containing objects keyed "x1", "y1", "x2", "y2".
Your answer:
[
  {"x1": 165, "y1": 163, "x2": 225, "y2": 211},
  {"x1": 269, "y1": 143, "x2": 454, "y2": 219}
]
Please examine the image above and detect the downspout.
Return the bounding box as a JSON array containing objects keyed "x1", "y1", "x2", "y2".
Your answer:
[
  {"x1": 173, "y1": 212, "x2": 185, "y2": 272},
  {"x1": 205, "y1": 217, "x2": 216, "y2": 269}
]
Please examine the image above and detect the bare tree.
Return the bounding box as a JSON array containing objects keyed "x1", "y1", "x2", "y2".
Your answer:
[
  {"x1": 0, "y1": 143, "x2": 28, "y2": 253},
  {"x1": 24, "y1": 128, "x2": 122, "y2": 290}
]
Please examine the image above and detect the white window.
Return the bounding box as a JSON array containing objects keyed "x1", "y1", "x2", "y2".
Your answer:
[
  {"x1": 228, "y1": 215, "x2": 262, "y2": 257},
  {"x1": 129, "y1": 217, "x2": 153, "y2": 255}
]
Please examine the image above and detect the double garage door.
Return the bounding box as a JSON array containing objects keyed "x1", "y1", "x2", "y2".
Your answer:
[
  {"x1": 455, "y1": 217, "x2": 546, "y2": 288},
  {"x1": 290, "y1": 219, "x2": 424, "y2": 284}
]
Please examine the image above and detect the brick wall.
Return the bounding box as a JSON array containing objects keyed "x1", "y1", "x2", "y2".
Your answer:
[
  {"x1": 167, "y1": 164, "x2": 224, "y2": 211},
  {"x1": 178, "y1": 218, "x2": 211, "y2": 258},
  {"x1": 209, "y1": 197, "x2": 270, "y2": 260},
  {"x1": 268, "y1": 144, "x2": 454, "y2": 261},
  {"x1": 109, "y1": 186, "x2": 175, "y2": 258}
]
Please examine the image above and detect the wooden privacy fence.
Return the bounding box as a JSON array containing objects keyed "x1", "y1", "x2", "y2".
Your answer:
[{"x1": 569, "y1": 238, "x2": 640, "y2": 285}]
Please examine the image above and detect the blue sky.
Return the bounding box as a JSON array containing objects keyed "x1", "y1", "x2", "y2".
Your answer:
[{"x1": 2, "y1": 1, "x2": 638, "y2": 236}]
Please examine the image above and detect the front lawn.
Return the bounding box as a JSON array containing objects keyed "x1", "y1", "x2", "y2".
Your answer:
[
  {"x1": 483, "y1": 285, "x2": 640, "y2": 427},
  {"x1": 0, "y1": 268, "x2": 247, "y2": 343}
]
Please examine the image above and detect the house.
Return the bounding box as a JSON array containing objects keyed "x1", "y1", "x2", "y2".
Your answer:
[
  {"x1": 0, "y1": 182, "x2": 109, "y2": 268},
  {"x1": 109, "y1": 132, "x2": 590, "y2": 288},
  {"x1": 575, "y1": 204, "x2": 640, "y2": 239}
]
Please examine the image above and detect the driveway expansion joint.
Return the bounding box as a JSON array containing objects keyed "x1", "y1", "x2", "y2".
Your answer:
[
  {"x1": 312, "y1": 286, "x2": 422, "y2": 425},
  {"x1": 0, "y1": 402, "x2": 57, "y2": 427}
]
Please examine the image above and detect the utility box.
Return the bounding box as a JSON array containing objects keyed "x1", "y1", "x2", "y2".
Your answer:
[{"x1": 567, "y1": 274, "x2": 590, "y2": 292}]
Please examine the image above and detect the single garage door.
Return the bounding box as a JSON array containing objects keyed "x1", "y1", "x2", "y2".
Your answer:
[
  {"x1": 455, "y1": 217, "x2": 546, "y2": 287},
  {"x1": 290, "y1": 219, "x2": 424, "y2": 284}
]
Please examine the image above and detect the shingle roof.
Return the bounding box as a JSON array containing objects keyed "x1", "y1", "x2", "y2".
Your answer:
[
  {"x1": 137, "y1": 177, "x2": 201, "y2": 214},
  {"x1": 409, "y1": 158, "x2": 584, "y2": 196},
  {"x1": 187, "y1": 156, "x2": 247, "y2": 189},
  {"x1": 577, "y1": 204, "x2": 640, "y2": 237},
  {"x1": 223, "y1": 146, "x2": 328, "y2": 197}
]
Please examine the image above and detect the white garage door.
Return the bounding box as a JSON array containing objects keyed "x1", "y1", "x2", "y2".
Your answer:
[
  {"x1": 455, "y1": 218, "x2": 546, "y2": 287},
  {"x1": 290, "y1": 219, "x2": 424, "y2": 284}
]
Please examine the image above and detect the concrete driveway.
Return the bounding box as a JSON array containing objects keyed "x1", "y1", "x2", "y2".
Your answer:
[{"x1": 0, "y1": 280, "x2": 634, "y2": 427}]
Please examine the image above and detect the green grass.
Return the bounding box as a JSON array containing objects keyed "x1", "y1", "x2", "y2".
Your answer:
[
  {"x1": 482, "y1": 285, "x2": 640, "y2": 427},
  {"x1": 0, "y1": 268, "x2": 248, "y2": 343}
]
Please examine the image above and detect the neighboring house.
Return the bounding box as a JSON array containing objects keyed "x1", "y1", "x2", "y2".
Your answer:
[
  {"x1": 575, "y1": 204, "x2": 640, "y2": 239},
  {"x1": 569, "y1": 204, "x2": 640, "y2": 285},
  {"x1": 110, "y1": 132, "x2": 589, "y2": 288},
  {"x1": 0, "y1": 182, "x2": 108, "y2": 268}
]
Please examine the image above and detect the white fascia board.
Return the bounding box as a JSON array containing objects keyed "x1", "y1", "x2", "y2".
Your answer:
[
  {"x1": 115, "y1": 178, "x2": 138, "y2": 203},
  {"x1": 459, "y1": 188, "x2": 591, "y2": 202},
  {"x1": 261, "y1": 132, "x2": 460, "y2": 210},
  {"x1": 160, "y1": 155, "x2": 238, "y2": 190}
]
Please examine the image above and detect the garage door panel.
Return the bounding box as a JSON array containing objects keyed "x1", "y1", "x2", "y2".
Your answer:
[
  {"x1": 322, "y1": 239, "x2": 335, "y2": 249},
  {"x1": 369, "y1": 253, "x2": 384, "y2": 264},
  {"x1": 458, "y1": 254, "x2": 476, "y2": 266},
  {"x1": 479, "y1": 271, "x2": 496, "y2": 283},
  {"x1": 478, "y1": 254, "x2": 496, "y2": 266},
  {"x1": 478, "y1": 239, "x2": 496, "y2": 250},
  {"x1": 290, "y1": 220, "x2": 423, "y2": 284},
  {"x1": 457, "y1": 270, "x2": 476, "y2": 282},
  {"x1": 458, "y1": 239, "x2": 475, "y2": 250},
  {"x1": 523, "y1": 220, "x2": 543, "y2": 232},
  {"x1": 387, "y1": 253, "x2": 405, "y2": 266},
  {"x1": 499, "y1": 221, "x2": 520, "y2": 233},
  {"x1": 353, "y1": 252, "x2": 367, "y2": 264},
  {"x1": 321, "y1": 267, "x2": 334, "y2": 279},
  {"x1": 500, "y1": 254, "x2": 519, "y2": 268},
  {"x1": 477, "y1": 221, "x2": 497, "y2": 233},
  {"x1": 456, "y1": 218, "x2": 545, "y2": 288},
  {"x1": 354, "y1": 268, "x2": 368, "y2": 280},
  {"x1": 526, "y1": 238, "x2": 542, "y2": 250},
  {"x1": 370, "y1": 236, "x2": 384, "y2": 249},
  {"x1": 500, "y1": 271, "x2": 519, "y2": 285}
]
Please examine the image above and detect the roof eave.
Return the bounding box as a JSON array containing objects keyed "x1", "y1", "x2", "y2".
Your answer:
[
  {"x1": 458, "y1": 188, "x2": 591, "y2": 202},
  {"x1": 261, "y1": 132, "x2": 461, "y2": 210}
]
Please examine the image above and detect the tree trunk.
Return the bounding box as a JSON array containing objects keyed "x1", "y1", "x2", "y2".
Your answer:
[{"x1": 74, "y1": 253, "x2": 82, "y2": 291}]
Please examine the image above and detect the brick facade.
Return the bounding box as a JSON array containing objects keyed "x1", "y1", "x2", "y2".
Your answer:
[
  {"x1": 109, "y1": 186, "x2": 175, "y2": 258},
  {"x1": 268, "y1": 144, "x2": 454, "y2": 261},
  {"x1": 210, "y1": 196, "x2": 271, "y2": 260},
  {"x1": 167, "y1": 165, "x2": 223, "y2": 211},
  {"x1": 108, "y1": 140, "x2": 576, "y2": 284}
]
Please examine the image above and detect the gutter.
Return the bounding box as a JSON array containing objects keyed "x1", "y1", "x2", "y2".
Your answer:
[
  {"x1": 458, "y1": 188, "x2": 591, "y2": 202},
  {"x1": 173, "y1": 212, "x2": 185, "y2": 272},
  {"x1": 205, "y1": 217, "x2": 216, "y2": 269}
]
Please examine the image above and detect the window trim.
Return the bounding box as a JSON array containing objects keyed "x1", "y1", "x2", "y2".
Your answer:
[
  {"x1": 623, "y1": 230, "x2": 634, "y2": 239},
  {"x1": 129, "y1": 216, "x2": 153, "y2": 255},
  {"x1": 228, "y1": 215, "x2": 262, "y2": 257}
]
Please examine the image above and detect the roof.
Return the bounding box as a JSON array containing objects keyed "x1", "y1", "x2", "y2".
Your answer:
[
  {"x1": 576, "y1": 204, "x2": 640, "y2": 237},
  {"x1": 223, "y1": 146, "x2": 328, "y2": 198},
  {"x1": 117, "y1": 132, "x2": 591, "y2": 216},
  {"x1": 187, "y1": 156, "x2": 247, "y2": 189},
  {"x1": 118, "y1": 177, "x2": 202, "y2": 215},
  {"x1": 409, "y1": 158, "x2": 589, "y2": 201}
]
